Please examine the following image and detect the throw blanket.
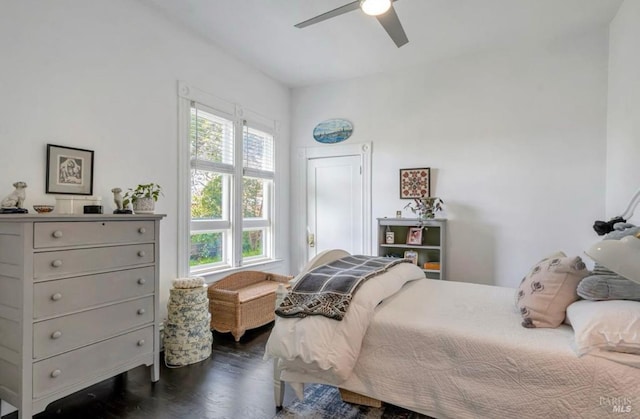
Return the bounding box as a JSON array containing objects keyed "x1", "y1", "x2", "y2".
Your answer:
[{"x1": 276, "y1": 255, "x2": 408, "y2": 320}]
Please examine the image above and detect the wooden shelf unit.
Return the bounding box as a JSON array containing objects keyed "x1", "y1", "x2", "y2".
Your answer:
[{"x1": 377, "y1": 218, "x2": 446, "y2": 280}]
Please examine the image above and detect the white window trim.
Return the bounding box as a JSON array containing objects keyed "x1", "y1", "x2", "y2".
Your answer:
[{"x1": 177, "y1": 81, "x2": 278, "y2": 277}]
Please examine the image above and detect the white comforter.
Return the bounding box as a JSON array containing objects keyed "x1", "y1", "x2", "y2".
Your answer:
[
  {"x1": 280, "y1": 279, "x2": 640, "y2": 419},
  {"x1": 264, "y1": 262, "x2": 425, "y2": 383}
]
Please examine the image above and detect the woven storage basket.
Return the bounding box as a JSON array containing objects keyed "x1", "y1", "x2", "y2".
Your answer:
[
  {"x1": 207, "y1": 271, "x2": 292, "y2": 341},
  {"x1": 164, "y1": 284, "x2": 212, "y2": 367},
  {"x1": 339, "y1": 388, "x2": 382, "y2": 408}
]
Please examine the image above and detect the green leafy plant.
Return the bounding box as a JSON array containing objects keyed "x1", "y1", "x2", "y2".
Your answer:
[
  {"x1": 404, "y1": 196, "x2": 444, "y2": 220},
  {"x1": 122, "y1": 183, "x2": 163, "y2": 208}
]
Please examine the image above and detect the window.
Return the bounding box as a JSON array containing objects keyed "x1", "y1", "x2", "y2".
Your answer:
[
  {"x1": 180, "y1": 86, "x2": 276, "y2": 275},
  {"x1": 241, "y1": 124, "x2": 274, "y2": 262}
]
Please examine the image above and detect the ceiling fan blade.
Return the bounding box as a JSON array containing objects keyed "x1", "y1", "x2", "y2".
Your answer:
[
  {"x1": 295, "y1": 1, "x2": 361, "y2": 28},
  {"x1": 376, "y1": 4, "x2": 409, "y2": 47}
]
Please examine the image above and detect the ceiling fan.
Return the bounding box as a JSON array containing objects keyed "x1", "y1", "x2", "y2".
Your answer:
[{"x1": 294, "y1": 0, "x2": 409, "y2": 48}]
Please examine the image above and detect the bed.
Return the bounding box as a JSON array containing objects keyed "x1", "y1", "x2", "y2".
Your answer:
[{"x1": 266, "y1": 250, "x2": 640, "y2": 419}]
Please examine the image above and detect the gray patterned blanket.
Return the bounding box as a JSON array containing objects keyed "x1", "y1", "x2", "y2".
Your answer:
[{"x1": 275, "y1": 255, "x2": 408, "y2": 320}]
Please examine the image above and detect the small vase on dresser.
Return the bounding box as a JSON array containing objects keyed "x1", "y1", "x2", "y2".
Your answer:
[{"x1": 132, "y1": 197, "x2": 155, "y2": 214}]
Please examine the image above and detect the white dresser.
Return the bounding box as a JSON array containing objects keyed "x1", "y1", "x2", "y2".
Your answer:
[{"x1": 0, "y1": 214, "x2": 164, "y2": 418}]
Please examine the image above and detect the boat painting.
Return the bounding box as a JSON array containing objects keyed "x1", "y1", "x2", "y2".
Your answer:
[{"x1": 313, "y1": 119, "x2": 353, "y2": 144}]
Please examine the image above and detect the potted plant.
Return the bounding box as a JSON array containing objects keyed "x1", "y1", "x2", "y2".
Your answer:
[
  {"x1": 404, "y1": 196, "x2": 444, "y2": 221},
  {"x1": 123, "y1": 183, "x2": 163, "y2": 214}
]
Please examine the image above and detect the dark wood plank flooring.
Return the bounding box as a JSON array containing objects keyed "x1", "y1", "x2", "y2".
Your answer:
[{"x1": 2, "y1": 324, "x2": 295, "y2": 419}]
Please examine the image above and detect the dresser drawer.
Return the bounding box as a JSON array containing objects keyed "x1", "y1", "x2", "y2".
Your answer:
[
  {"x1": 33, "y1": 244, "x2": 154, "y2": 281},
  {"x1": 33, "y1": 296, "x2": 154, "y2": 359},
  {"x1": 34, "y1": 221, "x2": 155, "y2": 249},
  {"x1": 33, "y1": 267, "x2": 155, "y2": 319},
  {"x1": 32, "y1": 326, "x2": 153, "y2": 399}
]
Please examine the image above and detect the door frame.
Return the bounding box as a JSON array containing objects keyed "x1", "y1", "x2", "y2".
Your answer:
[{"x1": 295, "y1": 142, "x2": 372, "y2": 269}]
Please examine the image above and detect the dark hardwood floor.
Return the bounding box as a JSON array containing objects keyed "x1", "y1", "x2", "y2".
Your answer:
[{"x1": 2, "y1": 324, "x2": 295, "y2": 419}]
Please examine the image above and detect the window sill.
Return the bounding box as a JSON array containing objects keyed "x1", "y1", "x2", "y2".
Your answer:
[{"x1": 192, "y1": 258, "x2": 286, "y2": 283}]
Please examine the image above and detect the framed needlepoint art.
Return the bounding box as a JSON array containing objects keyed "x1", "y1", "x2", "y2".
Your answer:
[{"x1": 400, "y1": 167, "x2": 430, "y2": 199}]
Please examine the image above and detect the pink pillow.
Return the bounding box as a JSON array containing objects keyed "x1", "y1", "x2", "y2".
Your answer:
[{"x1": 516, "y1": 253, "x2": 589, "y2": 328}]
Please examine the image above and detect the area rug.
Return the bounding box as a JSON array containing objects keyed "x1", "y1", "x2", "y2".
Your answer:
[{"x1": 273, "y1": 384, "x2": 431, "y2": 419}]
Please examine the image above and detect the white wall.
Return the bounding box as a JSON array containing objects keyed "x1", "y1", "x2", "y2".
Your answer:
[
  {"x1": 607, "y1": 0, "x2": 640, "y2": 225},
  {"x1": 0, "y1": 0, "x2": 291, "y2": 320},
  {"x1": 291, "y1": 30, "x2": 609, "y2": 287}
]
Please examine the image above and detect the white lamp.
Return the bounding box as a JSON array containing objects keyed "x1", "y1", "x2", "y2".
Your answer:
[
  {"x1": 620, "y1": 187, "x2": 640, "y2": 220},
  {"x1": 360, "y1": 0, "x2": 391, "y2": 16},
  {"x1": 586, "y1": 186, "x2": 640, "y2": 283},
  {"x1": 593, "y1": 187, "x2": 640, "y2": 235},
  {"x1": 585, "y1": 235, "x2": 640, "y2": 284}
]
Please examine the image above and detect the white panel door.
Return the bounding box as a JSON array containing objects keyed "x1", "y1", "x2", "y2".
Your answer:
[{"x1": 307, "y1": 155, "x2": 362, "y2": 258}]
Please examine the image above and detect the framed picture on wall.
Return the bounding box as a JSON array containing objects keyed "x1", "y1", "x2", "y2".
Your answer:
[
  {"x1": 400, "y1": 167, "x2": 430, "y2": 199},
  {"x1": 406, "y1": 227, "x2": 423, "y2": 245},
  {"x1": 46, "y1": 144, "x2": 94, "y2": 195}
]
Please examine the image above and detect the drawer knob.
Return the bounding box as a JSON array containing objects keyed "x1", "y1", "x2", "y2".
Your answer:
[
  {"x1": 52, "y1": 230, "x2": 63, "y2": 239},
  {"x1": 137, "y1": 278, "x2": 146, "y2": 285},
  {"x1": 51, "y1": 293, "x2": 63, "y2": 301},
  {"x1": 137, "y1": 339, "x2": 145, "y2": 346},
  {"x1": 137, "y1": 250, "x2": 146, "y2": 257},
  {"x1": 50, "y1": 369, "x2": 61, "y2": 378},
  {"x1": 51, "y1": 260, "x2": 63, "y2": 268},
  {"x1": 51, "y1": 330, "x2": 63, "y2": 339},
  {"x1": 138, "y1": 227, "x2": 146, "y2": 234},
  {"x1": 137, "y1": 308, "x2": 146, "y2": 315}
]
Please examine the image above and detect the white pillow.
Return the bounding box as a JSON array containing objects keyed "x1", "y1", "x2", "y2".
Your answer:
[{"x1": 566, "y1": 299, "x2": 640, "y2": 356}]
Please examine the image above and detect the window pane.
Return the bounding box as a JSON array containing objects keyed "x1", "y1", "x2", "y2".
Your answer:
[
  {"x1": 242, "y1": 177, "x2": 267, "y2": 218},
  {"x1": 242, "y1": 230, "x2": 263, "y2": 258},
  {"x1": 190, "y1": 232, "x2": 223, "y2": 267},
  {"x1": 191, "y1": 170, "x2": 225, "y2": 219},
  {"x1": 243, "y1": 126, "x2": 273, "y2": 172},
  {"x1": 190, "y1": 106, "x2": 234, "y2": 164}
]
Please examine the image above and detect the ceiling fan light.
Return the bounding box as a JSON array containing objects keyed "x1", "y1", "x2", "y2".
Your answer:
[{"x1": 360, "y1": 0, "x2": 391, "y2": 16}]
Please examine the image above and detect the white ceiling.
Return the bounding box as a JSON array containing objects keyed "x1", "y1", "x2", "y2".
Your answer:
[{"x1": 139, "y1": 0, "x2": 623, "y2": 88}]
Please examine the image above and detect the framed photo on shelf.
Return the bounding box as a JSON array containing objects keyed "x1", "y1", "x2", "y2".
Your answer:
[
  {"x1": 406, "y1": 227, "x2": 423, "y2": 245},
  {"x1": 403, "y1": 250, "x2": 418, "y2": 265},
  {"x1": 399, "y1": 167, "x2": 430, "y2": 199},
  {"x1": 46, "y1": 144, "x2": 94, "y2": 195}
]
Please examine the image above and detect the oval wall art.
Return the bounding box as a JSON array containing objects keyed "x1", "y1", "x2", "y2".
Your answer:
[{"x1": 313, "y1": 119, "x2": 353, "y2": 144}]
